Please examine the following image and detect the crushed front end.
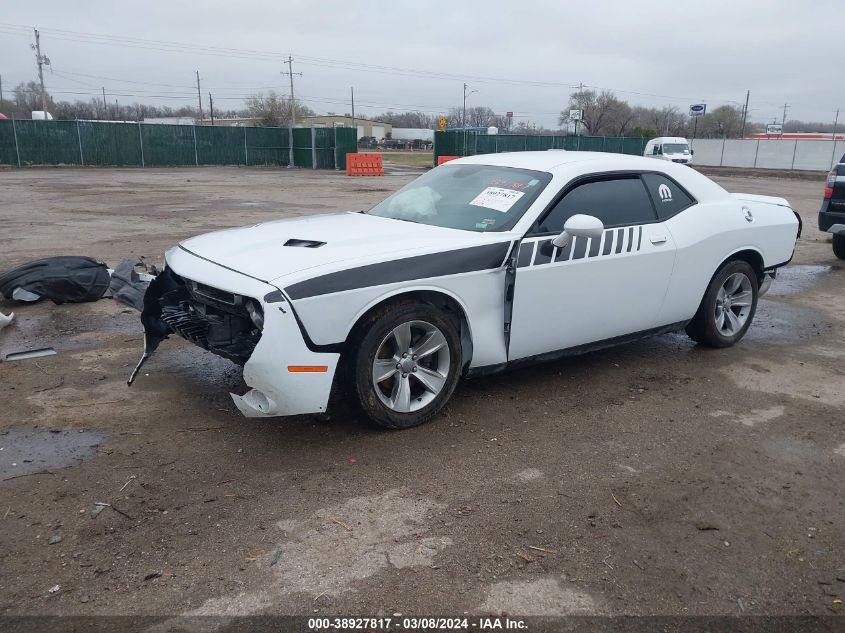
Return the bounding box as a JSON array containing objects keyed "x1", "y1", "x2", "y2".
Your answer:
[{"x1": 129, "y1": 246, "x2": 340, "y2": 418}]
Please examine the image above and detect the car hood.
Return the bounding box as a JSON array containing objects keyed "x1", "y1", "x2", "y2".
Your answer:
[{"x1": 179, "y1": 212, "x2": 501, "y2": 283}]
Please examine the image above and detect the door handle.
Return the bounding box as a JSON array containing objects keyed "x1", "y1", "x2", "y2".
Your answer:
[{"x1": 650, "y1": 235, "x2": 668, "y2": 245}]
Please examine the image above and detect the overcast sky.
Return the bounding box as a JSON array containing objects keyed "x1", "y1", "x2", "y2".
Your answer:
[{"x1": 0, "y1": 0, "x2": 840, "y2": 127}]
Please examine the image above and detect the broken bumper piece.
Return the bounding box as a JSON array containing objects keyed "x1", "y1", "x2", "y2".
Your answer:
[{"x1": 131, "y1": 246, "x2": 340, "y2": 418}]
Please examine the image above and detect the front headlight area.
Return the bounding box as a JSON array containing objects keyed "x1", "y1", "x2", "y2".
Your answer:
[{"x1": 160, "y1": 269, "x2": 266, "y2": 365}]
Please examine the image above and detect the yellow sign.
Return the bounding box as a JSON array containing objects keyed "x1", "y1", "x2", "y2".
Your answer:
[{"x1": 438, "y1": 116, "x2": 447, "y2": 131}]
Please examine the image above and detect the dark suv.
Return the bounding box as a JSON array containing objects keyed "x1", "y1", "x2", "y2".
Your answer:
[{"x1": 820, "y1": 154, "x2": 845, "y2": 259}]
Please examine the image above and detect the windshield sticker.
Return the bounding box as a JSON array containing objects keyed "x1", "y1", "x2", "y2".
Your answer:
[
  {"x1": 475, "y1": 218, "x2": 497, "y2": 230},
  {"x1": 489, "y1": 178, "x2": 534, "y2": 191},
  {"x1": 469, "y1": 187, "x2": 525, "y2": 213}
]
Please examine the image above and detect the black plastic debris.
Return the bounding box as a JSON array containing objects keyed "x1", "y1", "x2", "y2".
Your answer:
[
  {"x1": 0, "y1": 256, "x2": 110, "y2": 304},
  {"x1": 108, "y1": 257, "x2": 158, "y2": 312}
]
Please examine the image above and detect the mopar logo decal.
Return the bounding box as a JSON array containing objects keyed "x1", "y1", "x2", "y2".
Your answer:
[
  {"x1": 743, "y1": 207, "x2": 754, "y2": 223},
  {"x1": 658, "y1": 183, "x2": 673, "y2": 202}
]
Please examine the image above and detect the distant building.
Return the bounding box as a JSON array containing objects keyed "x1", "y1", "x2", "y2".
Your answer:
[
  {"x1": 196, "y1": 117, "x2": 262, "y2": 127},
  {"x1": 299, "y1": 115, "x2": 392, "y2": 141},
  {"x1": 142, "y1": 117, "x2": 197, "y2": 126}
]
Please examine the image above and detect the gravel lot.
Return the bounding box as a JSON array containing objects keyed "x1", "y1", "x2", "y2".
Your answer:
[{"x1": 0, "y1": 165, "x2": 843, "y2": 619}]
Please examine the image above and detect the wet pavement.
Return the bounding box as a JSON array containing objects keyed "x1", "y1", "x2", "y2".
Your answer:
[{"x1": 0, "y1": 429, "x2": 106, "y2": 479}]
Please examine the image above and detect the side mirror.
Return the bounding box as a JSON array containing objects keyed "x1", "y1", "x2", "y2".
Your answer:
[
  {"x1": 691, "y1": 149, "x2": 695, "y2": 155},
  {"x1": 552, "y1": 214, "x2": 604, "y2": 249}
]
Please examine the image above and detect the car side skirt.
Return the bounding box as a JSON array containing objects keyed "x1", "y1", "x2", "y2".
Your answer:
[{"x1": 465, "y1": 320, "x2": 690, "y2": 378}]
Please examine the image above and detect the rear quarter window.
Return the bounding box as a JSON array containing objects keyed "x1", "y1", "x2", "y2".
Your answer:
[{"x1": 641, "y1": 173, "x2": 696, "y2": 220}]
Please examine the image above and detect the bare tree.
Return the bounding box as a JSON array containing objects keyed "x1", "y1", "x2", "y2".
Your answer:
[
  {"x1": 376, "y1": 111, "x2": 436, "y2": 128},
  {"x1": 446, "y1": 105, "x2": 506, "y2": 129},
  {"x1": 561, "y1": 89, "x2": 633, "y2": 136},
  {"x1": 245, "y1": 91, "x2": 314, "y2": 127},
  {"x1": 694, "y1": 105, "x2": 744, "y2": 138},
  {"x1": 10, "y1": 81, "x2": 56, "y2": 117}
]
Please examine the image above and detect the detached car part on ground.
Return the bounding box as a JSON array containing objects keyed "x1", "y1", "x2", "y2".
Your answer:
[
  {"x1": 820, "y1": 155, "x2": 845, "y2": 259},
  {"x1": 131, "y1": 151, "x2": 800, "y2": 429}
]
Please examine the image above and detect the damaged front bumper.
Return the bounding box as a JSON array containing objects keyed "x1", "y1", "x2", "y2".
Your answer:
[{"x1": 129, "y1": 246, "x2": 340, "y2": 418}]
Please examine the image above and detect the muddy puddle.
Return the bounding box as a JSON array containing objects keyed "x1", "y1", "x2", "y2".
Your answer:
[
  {"x1": 767, "y1": 264, "x2": 833, "y2": 296},
  {"x1": 745, "y1": 299, "x2": 828, "y2": 344},
  {"x1": 0, "y1": 428, "x2": 106, "y2": 479}
]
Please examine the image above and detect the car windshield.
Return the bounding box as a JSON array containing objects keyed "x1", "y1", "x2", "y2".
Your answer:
[
  {"x1": 663, "y1": 143, "x2": 689, "y2": 154},
  {"x1": 367, "y1": 164, "x2": 552, "y2": 232}
]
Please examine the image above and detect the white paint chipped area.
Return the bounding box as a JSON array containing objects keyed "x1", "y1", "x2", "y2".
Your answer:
[
  {"x1": 834, "y1": 444, "x2": 845, "y2": 458},
  {"x1": 709, "y1": 406, "x2": 785, "y2": 427},
  {"x1": 188, "y1": 488, "x2": 451, "y2": 616},
  {"x1": 479, "y1": 578, "x2": 596, "y2": 616},
  {"x1": 515, "y1": 468, "x2": 543, "y2": 482}
]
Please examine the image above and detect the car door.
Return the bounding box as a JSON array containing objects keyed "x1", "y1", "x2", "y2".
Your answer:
[{"x1": 507, "y1": 173, "x2": 678, "y2": 361}]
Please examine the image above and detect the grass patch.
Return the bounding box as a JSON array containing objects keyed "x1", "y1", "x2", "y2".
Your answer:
[{"x1": 363, "y1": 150, "x2": 433, "y2": 168}]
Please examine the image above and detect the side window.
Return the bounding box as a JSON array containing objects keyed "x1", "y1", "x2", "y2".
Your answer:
[
  {"x1": 535, "y1": 176, "x2": 657, "y2": 233},
  {"x1": 641, "y1": 173, "x2": 695, "y2": 220}
]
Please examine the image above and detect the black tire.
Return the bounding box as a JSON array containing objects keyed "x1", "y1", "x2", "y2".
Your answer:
[
  {"x1": 685, "y1": 260, "x2": 759, "y2": 348},
  {"x1": 349, "y1": 301, "x2": 462, "y2": 429},
  {"x1": 833, "y1": 234, "x2": 845, "y2": 260}
]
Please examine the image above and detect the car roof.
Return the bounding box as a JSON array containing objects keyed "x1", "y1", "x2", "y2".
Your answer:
[
  {"x1": 449, "y1": 150, "x2": 669, "y2": 172},
  {"x1": 447, "y1": 150, "x2": 728, "y2": 202}
]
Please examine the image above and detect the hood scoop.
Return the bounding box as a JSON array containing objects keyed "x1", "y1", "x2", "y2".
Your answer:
[{"x1": 284, "y1": 238, "x2": 326, "y2": 248}]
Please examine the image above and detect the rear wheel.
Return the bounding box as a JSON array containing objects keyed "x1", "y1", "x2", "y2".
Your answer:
[
  {"x1": 833, "y1": 234, "x2": 845, "y2": 259},
  {"x1": 686, "y1": 260, "x2": 758, "y2": 348},
  {"x1": 350, "y1": 302, "x2": 461, "y2": 429}
]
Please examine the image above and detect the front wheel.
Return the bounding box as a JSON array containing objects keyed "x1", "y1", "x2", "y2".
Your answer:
[
  {"x1": 350, "y1": 302, "x2": 462, "y2": 429},
  {"x1": 833, "y1": 234, "x2": 845, "y2": 259},
  {"x1": 686, "y1": 260, "x2": 758, "y2": 348}
]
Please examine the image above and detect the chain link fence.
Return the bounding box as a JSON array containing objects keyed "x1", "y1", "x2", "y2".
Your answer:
[
  {"x1": 434, "y1": 131, "x2": 651, "y2": 165},
  {"x1": 0, "y1": 120, "x2": 357, "y2": 170}
]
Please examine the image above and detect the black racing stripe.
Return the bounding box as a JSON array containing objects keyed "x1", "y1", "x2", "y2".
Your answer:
[
  {"x1": 555, "y1": 238, "x2": 572, "y2": 262},
  {"x1": 588, "y1": 235, "x2": 601, "y2": 258},
  {"x1": 285, "y1": 242, "x2": 511, "y2": 300},
  {"x1": 637, "y1": 226, "x2": 643, "y2": 251},
  {"x1": 614, "y1": 228, "x2": 625, "y2": 254},
  {"x1": 517, "y1": 241, "x2": 535, "y2": 268},
  {"x1": 572, "y1": 236, "x2": 588, "y2": 260},
  {"x1": 534, "y1": 240, "x2": 553, "y2": 265},
  {"x1": 626, "y1": 227, "x2": 634, "y2": 253},
  {"x1": 601, "y1": 230, "x2": 613, "y2": 256}
]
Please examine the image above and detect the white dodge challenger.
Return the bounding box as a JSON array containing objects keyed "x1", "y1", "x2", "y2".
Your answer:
[{"x1": 130, "y1": 151, "x2": 800, "y2": 428}]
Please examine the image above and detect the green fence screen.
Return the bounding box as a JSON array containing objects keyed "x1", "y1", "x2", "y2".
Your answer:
[
  {"x1": 0, "y1": 120, "x2": 357, "y2": 169},
  {"x1": 434, "y1": 131, "x2": 652, "y2": 165}
]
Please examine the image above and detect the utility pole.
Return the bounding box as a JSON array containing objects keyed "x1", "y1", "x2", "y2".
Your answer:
[
  {"x1": 781, "y1": 103, "x2": 790, "y2": 136},
  {"x1": 0, "y1": 74, "x2": 4, "y2": 111},
  {"x1": 208, "y1": 92, "x2": 214, "y2": 126},
  {"x1": 195, "y1": 71, "x2": 203, "y2": 122},
  {"x1": 462, "y1": 83, "x2": 477, "y2": 156},
  {"x1": 31, "y1": 29, "x2": 50, "y2": 116},
  {"x1": 102, "y1": 87, "x2": 107, "y2": 119},
  {"x1": 350, "y1": 86, "x2": 355, "y2": 143},
  {"x1": 740, "y1": 90, "x2": 750, "y2": 138},
  {"x1": 832, "y1": 109, "x2": 840, "y2": 167},
  {"x1": 575, "y1": 81, "x2": 584, "y2": 136},
  {"x1": 281, "y1": 56, "x2": 302, "y2": 167}
]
